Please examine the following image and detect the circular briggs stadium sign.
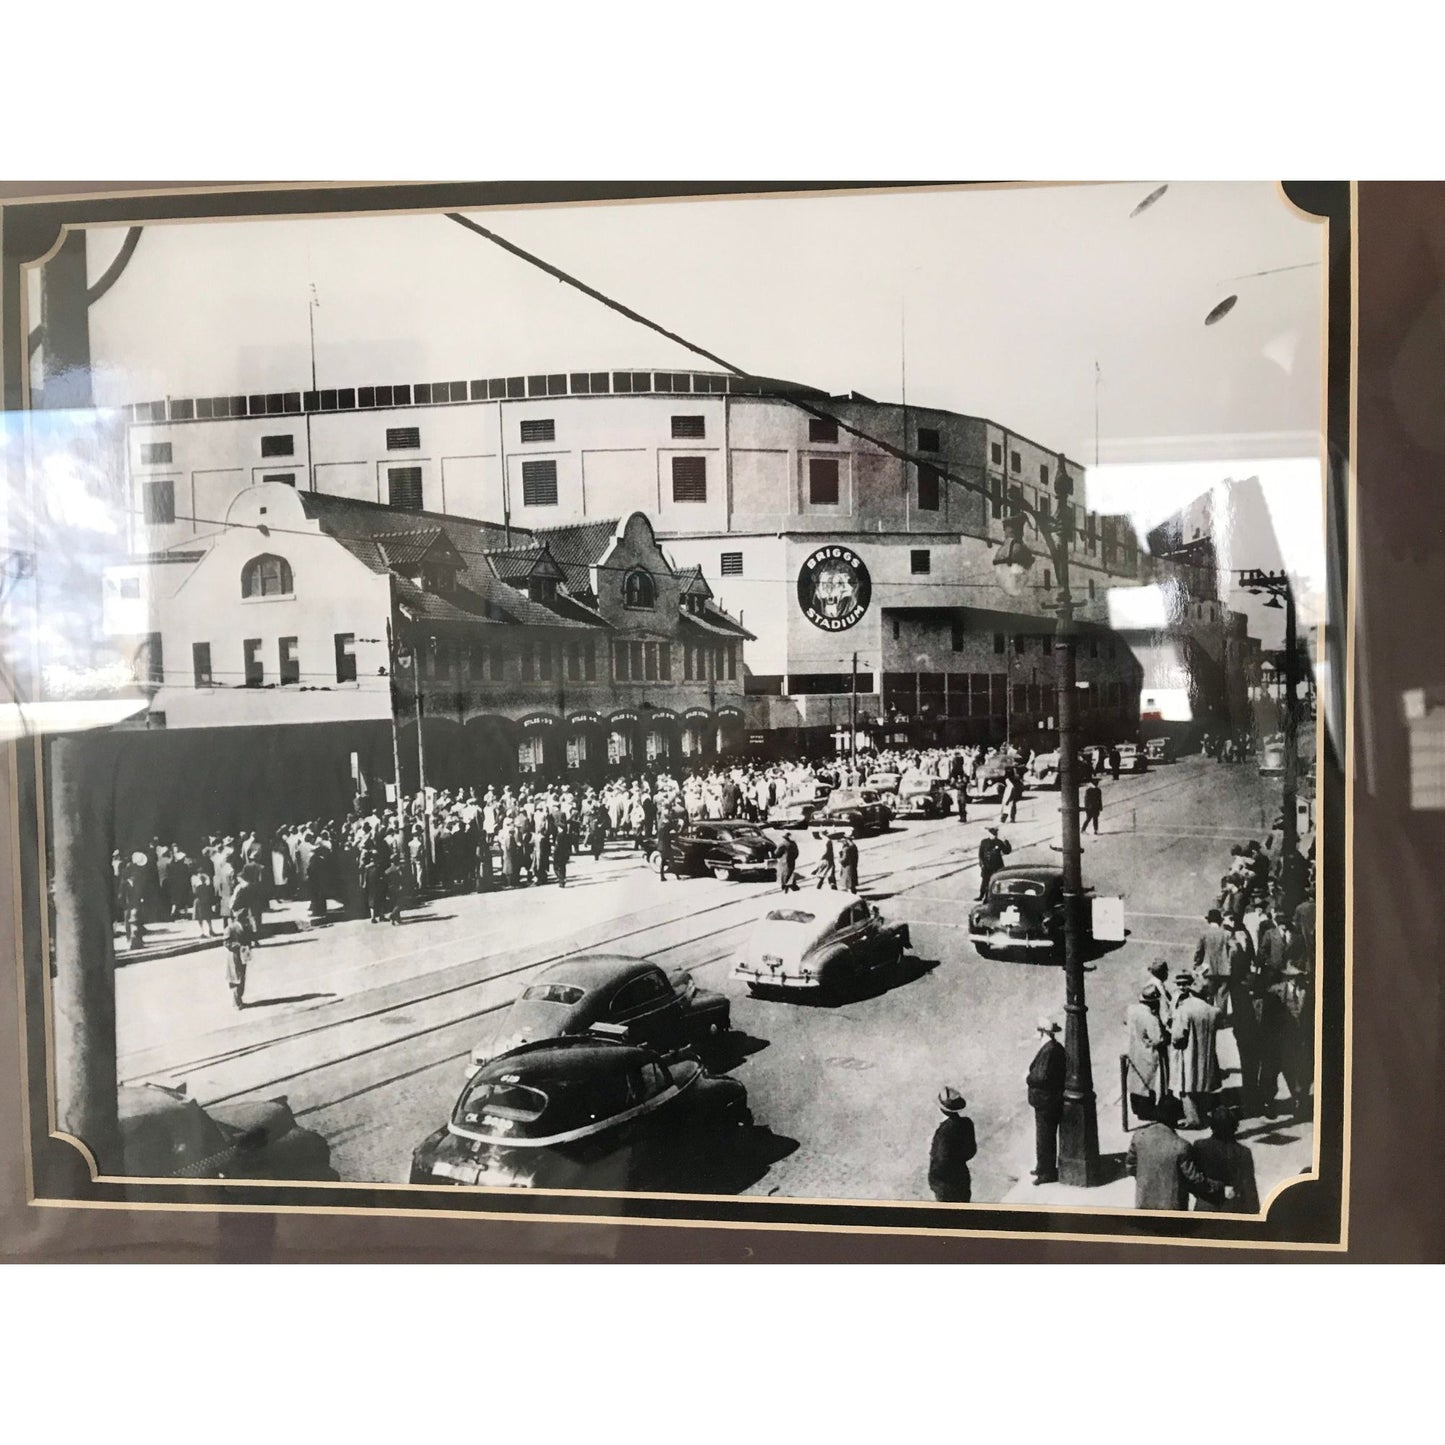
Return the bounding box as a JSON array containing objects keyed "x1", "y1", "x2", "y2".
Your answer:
[{"x1": 797, "y1": 545, "x2": 872, "y2": 632}]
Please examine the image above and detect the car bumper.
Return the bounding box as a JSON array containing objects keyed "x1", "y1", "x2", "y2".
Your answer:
[
  {"x1": 968, "y1": 931, "x2": 1055, "y2": 949},
  {"x1": 733, "y1": 963, "x2": 822, "y2": 989},
  {"x1": 725, "y1": 859, "x2": 781, "y2": 876}
]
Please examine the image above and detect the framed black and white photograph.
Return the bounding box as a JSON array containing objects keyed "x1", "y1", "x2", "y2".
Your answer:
[{"x1": 0, "y1": 179, "x2": 1356, "y2": 1255}]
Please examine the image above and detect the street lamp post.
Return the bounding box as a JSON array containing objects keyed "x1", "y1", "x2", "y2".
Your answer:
[
  {"x1": 1239, "y1": 568, "x2": 1304, "y2": 912},
  {"x1": 994, "y1": 459, "x2": 1104, "y2": 1186}
]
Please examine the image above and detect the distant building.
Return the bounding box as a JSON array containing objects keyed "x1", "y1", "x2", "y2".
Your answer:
[{"x1": 116, "y1": 364, "x2": 1148, "y2": 754}]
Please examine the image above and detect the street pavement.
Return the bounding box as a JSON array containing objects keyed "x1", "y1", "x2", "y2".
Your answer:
[{"x1": 114, "y1": 755, "x2": 1313, "y2": 1210}]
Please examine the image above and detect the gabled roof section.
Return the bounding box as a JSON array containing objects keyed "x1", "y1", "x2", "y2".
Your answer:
[
  {"x1": 373, "y1": 527, "x2": 465, "y2": 573},
  {"x1": 675, "y1": 564, "x2": 714, "y2": 601},
  {"x1": 528, "y1": 518, "x2": 622, "y2": 594},
  {"x1": 681, "y1": 600, "x2": 755, "y2": 641},
  {"x1": 484, "y1": 543, "x2": 568, "y2": 585}
]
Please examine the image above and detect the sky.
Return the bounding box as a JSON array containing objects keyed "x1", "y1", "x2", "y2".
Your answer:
[{"x1": 40, "y1": 181, "x2": 1329, "y2": 646}]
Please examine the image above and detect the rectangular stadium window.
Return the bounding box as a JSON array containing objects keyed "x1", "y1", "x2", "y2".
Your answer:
[
  {"x1": 917, "y1": 465, "x2": 941, "y2": 511},
  {"x1": 283, "y1": 393, "x2": 301, "y2": 413},
  {"x1": 261, "y1": 473, "x2": 296, "y2": 486},
  {"x1": 140, "y1": 442, "x2": 172, "y2": 466},
  {"x1": 808, "y1": 457, "x2": 840, "y2": 506},
  {"x1": 720, "y1": 551, "x2": 743, "y2": 576},
  {"x1": 655, "y1": 373, "x2": 674, "y2": 391},
  {"x1": 320, "y1": 390, "x2": 337, "y2": 411},
  {"x1": 630, "y1": 640, "x2": 644, "y2": 678},
  {"x1": 993, "y1": 633, "x2": 1005, "y2": 655},
  {"x1": 570, "y1": 374, "x2": 591, "y2": 394},
  {"x1": 613, "y1": 642, "x2": 629, "y2": 682},
  {"x1": 230, "y1": 396, "x2": 247, "y2": 417},
  {"x1": 261, "y1": 434, "x2": 295, "y2": 457},
  {"x1": 196, "y1": 398, "x2": 214, "y2": 419},
  {"x1": 393, "y1": 385, "x2": 412, "y2": 406},
  {"x1": 917, "y1": 427, "x2": 940, "y2": 452},
  {"x1": 375, "y1": 386, "x2": 393, "y2": 407},
  {"x1": 279, "y1": 636, "x2": 300, "y2": 686},
  {"x1": 337, "y1": 389, "x2": 355, "y2": 410},
  {"x1": 414, "y1": 384, "x2": 432, "y2": 405},
  {"x1": 431, "y1": 382, "x2": 449, "y2": 401},
  {"x1": 266, "y1": 393, "x2": 284, "y2": 414},
  {"x1": 809, "y1": 417, "x2": 839, "y2": 443},
  {"x1": 521, "y1": 459, "x2": 558, "y2": 507},
  {"x1": 488, "y1": 379, "x2": 507, "y2": 399},
  {"x1": 387, "y1": 426, "x2": 421, "y2": 450},
  {"x1": 192, "y1": 642, "x2": 212, "y2": 687},
  {"x1": 302, "y1": 391, "x2": 319, "y2": 411},
  {"x1": 358, "y1": 387, "x2": 376, "y2": 408},
  {"x1": 547, "y1": 374, "x2": 566, "y2": 396},
  {"x1": 567, "y1": 642, "x2": 581, "y2": 682},
  {"x1": 671, "y1": 374, "x2": 692, "y2": 393},
  {"x1": 527, "y1": 375, "x2": 548, "y2": 397},
  {"x1": 450, "y1": 381, "x2": 468, "y2": 402},
  {"x1": 671, "y1": 415, "x2": 705, "y2": 439},
  {"x1": 1040, "y1": 462, "x2": 1050, "y2": 485},
  {"x1": 520, "y1": 418, "x2": 556, "y2": 444},
  {"x1": 584, "y1": 641, "x2": 596, "y2": 681},
  {"x1": 505, "y1": 377, "x2": 524, "y2": 399},
  {"x1": 170, "y1": 399, "x2": 195, "y2": 421},
  {"x1": 630, "y1": 372, "x2": 651, "y2": 393},
  {"x1": 671, "y1": 456, "x2": 707, "y2": 503},
  {"x1": 388, "y1": 466, "x2": 424, "y2": 511},
  {"x1": 645, "y1": 642, "x2": 658, "y2": 681},
  {"x1": 143, "y1": 479, "x2": 175, "y2": 525},
  {"x1": 911, "y1": 549, "x2": 931, "y2": 575},
  {"x1": 247, "y1": 394, "x2": 265, "y2": 415},
  {"x1": 613, "y1": 372, "x2": 632, "y2": 394},
  {"x1": 589, "y1": 372, "x2": 609, "y2": 393},
  {"x1": 470, "y1": 380, "x2": 488, "y2": 400},
  {"x1": 990, "y1": 441, "x2": 1002, "y2": 465},
  {"x1": 1010, "y1": 449, "x2": 1021, "y2": 473}
]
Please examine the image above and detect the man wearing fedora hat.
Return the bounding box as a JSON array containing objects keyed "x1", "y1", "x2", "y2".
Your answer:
[
  {"x1": 1125, "y1": 983, "x2": 1168, "y2": 1119},
  {"x1": 976, "y1": 825, "x2": 1011, "y2": 901},
  {"x1": 1188, "y1": 1105, "x2": 1259, "y2": 1213},
  {"x1": 1026, "y1": 1018, "x2": 1066, "y2": 1184},
  {"x1": 1170, "y1": 973, "x2": 1222, "y2": 1128},
  {"x1": 928, "y1": 1086, "x2": 978, "y2": 1203}
]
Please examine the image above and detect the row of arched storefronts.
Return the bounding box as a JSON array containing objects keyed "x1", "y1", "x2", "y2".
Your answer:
[{"x1": 402, "y1": 705, "x2": 747, "y2": 789}]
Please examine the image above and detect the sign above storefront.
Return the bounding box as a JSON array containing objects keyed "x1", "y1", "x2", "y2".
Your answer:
[{"x1": 797, "y1": 545, "x2": 871, "y2": 632}]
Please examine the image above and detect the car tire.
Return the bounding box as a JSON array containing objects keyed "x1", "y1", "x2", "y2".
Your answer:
[{"x1": 712, "y1": 865, "x2": 733, "y2": 882}]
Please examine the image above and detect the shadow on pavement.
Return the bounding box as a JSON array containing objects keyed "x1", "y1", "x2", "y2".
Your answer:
[
  {"x1": 664, "y1": 1125, "x2": 800, "y2": 1195},
  {"x1": 242, "y1": 991, "x2": 338, "y2": 1009},
  {"x1": 700, "y1": 1030, "x2": 770, "y2": 1072}
]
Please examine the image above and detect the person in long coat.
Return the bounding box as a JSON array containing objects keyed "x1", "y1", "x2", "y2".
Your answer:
[
  {"x1": 1188, "y1": 1106, "x2": 1260, "y2": 1213},
  {"x1": 814, "y1": 835, "x2": 838, "y2": 889},
  {"x1": 306, "y1": 838, "x2": 332, "y2": 922},
  {"x1": 1026, "y1": 1018, "x2": 1065, "y2": 1184},
  {"x1": 500, "y1": 822, "x2": 522, "y2": 889},
  {"x1": 1125, "y1": 1094, "x2": 1227, "y2": 1210},
  {"x1": 838, "y1": 836, "x2": 859, "y2": 894},
  {"x1": 1124, "y1": 984, "x2": 1167, "y2": 1119},
  {"x1": 976, "y1": 826, "x2": 1011, "y2": 900},
  {"x1": 776, "y1": 832, "x2": 799, "y2": 892},
  {"x1": 1170, "y1": 974, "x2": 1222, "y2": 1128},
  {"x1": 928, "y1": 1087, "x2": 977, "y2": 1203},
  {"x1": 553, "y1": 822, "x2": 572, "y2": 889},
  {"x1": 1193, "y1": 909, "x2": 1231, "y2": 1001}
]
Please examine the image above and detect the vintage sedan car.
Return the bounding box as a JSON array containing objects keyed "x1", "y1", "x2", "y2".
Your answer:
[
  {"x1": 896, "y1": 771, "x2": 954, "y2": 818},
  {"x1": 1259, "y1": 733, "x2": 1286, "y2": 776},
  {"x1": 1114, "y1": 742, "x2": 1148, "y2": 774},
  {"x1": 670, "y1": 820, "x2": 782, "y2": 880},
  {"x1": 767, "y1": 783, "x2": 833, "y2": 829},
  {"x1": 966, "y1": 748, "x2": 1021, "y2": 800},
  {"x1": 967, "y1": 864, "x2": 1093, "y2": 959},
  {"x1": 1144, "y1": 736, "x2": 1177, "y2": 764},
  {"x1": 733, "y1": 892, "x2": 911, "y2": 996},
  {"x1": 468, "y1": 955, "x2": 729, "y2": 1076},
  {"x1": 1025, "y1": 749, "x2": 1061, "y2": 789},
  {"x1": 816, "y1": 786, "x2": 892, "y2": 835},
  {"x1": 412, "y1": 1034, "x2": 751, "y2": 1190},
  {"x1": 118, "y1": 1082, "x2": 337, "y2": 1181},
  {"x1": 865, "y1": 770, "x2": 902, "y2": 797}
]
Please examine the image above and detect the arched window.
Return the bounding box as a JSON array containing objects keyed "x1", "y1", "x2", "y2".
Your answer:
[
  {"x1": 241, "y1": 553, "x2": 294, "y2": 598},
  {"x1": 623, "y1": 569, "x2": 655, "y2": 609}
]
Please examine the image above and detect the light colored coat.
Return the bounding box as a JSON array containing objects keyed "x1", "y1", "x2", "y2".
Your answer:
[
  {"x1": 1125, "y1": 1001, "x2": 1166, "y2": 1097},
  {"x1": 1171, "y1": 993, "x2": 1221, "y2": 1094}
]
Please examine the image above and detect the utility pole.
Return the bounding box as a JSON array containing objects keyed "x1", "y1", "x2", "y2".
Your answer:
[
  {"x1": 850, "y1": 650, "x2": 858, "y2": 765},
  {"x1": 385, "y1": 615, "x2": 406, "y2": 840},
  {"x1": 414, "y1": 642, "x2": 432, "y2": 877}
]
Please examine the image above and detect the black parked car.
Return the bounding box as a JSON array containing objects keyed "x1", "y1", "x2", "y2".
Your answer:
[
  {"x1": 468, "y1": 954, "x2": 730, "y2": 1076},
  {"x1": 118, "y1": 1083, "x2": 337, "y2": 1181},
  {"x1": 815, "y1": 787, "x2": 893, "y2": 836},
  {"x1": 666, "y1": 820, "x2": 783, "y2": 881},
  {"x1": 412, "y1": 1035, "x2": 752, "y2": 1191}
]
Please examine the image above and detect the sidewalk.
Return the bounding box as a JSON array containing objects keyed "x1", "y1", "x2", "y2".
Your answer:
[
  {"x1": 114, "y1": 898, "x2": 314, "y2": 965},
  {"x1": 1001, "y1": 1024, "x2": 1316, "y2": 1212}
]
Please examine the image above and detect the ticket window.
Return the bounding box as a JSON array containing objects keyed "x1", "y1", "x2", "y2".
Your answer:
[
  {"x1": 518, "y1": 736, "x2": 544, "y2": 773},
  {"x1": 645, "y1": 730, "x2": 663, "y2": 763},
  {"x1": 608, "y1": 730, "x2": 630, "y2": 766},
  {"x1": 566, "y1": 735, "x2": 587, "y2": 770}
]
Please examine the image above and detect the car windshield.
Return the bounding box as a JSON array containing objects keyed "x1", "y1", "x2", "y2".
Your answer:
[
  {"x1": 829, "y1": 791, "x2": 863, "y2": 806},
  {"x1": 993, "y1": 878, "x2": 1046, "y2": 898},
  {"x1": 521, "y1": 983, "x2": 586, "y2": 1006},
  {"x1": 766, "y1": 908, "x2": 816, "y2": 923}
]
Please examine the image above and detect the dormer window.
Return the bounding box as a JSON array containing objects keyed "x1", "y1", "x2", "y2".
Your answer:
[
  {"x1": 624, "y1": 570, "x2": 656, "y2": 609},
  {"x1": 527, "y1": 576, "x2": 558, "y2": 604}
]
